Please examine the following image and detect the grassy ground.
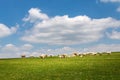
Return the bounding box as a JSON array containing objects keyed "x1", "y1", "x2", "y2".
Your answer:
[{"x1": 0, "y1": 52, "x2": 120, "y2": 80}]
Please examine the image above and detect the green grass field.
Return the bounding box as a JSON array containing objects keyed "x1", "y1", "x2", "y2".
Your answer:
[{"x1": 0, "y1": 52, "x2": 120, "y2": 80}]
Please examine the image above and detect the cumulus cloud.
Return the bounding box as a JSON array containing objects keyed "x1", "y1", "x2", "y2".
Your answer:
[
  {"x1": 0, "y1": 43, "x2": 77, "y2": 58},
  {"x1": 21, "y1": 44, "x2": 33, "y2": 51},
  {"x1": 21, "y1": 8, "x2": 120, "y2": 45},
  {"x1": 0, "y1": 43, "x2": 33, "y2": 58},
  {"x1": 107, "y1": 30, "x2": 120, "y2": 39},
  {"x1": 1, "y1": 44, "x2": 19, "y2": 52},
  {"x1": 29, "y1": 47, "x2": 78, "y2": 56},
  {"x1": 0, "y1": 43, "x2": 120, "y2": 58},
  {"x1": 100, "y1": 0, "x2": 120, "y2": 3},
  {"x1": 87, "y1": 44, "x2": 120, "y2": 52},
  {"x1": 43, "y1": 47, "x2": 77, "y2": 54},
  {"x1": 0, "y1": 24, "x2": 18, "y2": 38},
  {"x1": 23, "y1": 8, "x2": 49, "y2": 23}
]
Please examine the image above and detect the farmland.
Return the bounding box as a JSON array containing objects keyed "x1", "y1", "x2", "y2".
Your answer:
[{"x1": 0, "y1": 52, "x2": 120, "y2": 80}]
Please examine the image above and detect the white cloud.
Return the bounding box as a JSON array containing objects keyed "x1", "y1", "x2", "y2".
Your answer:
[
  {"x1": 0, "y1": 43, "x2": 33, "y2": 58},
  {"x1": 0, "y1": 24, "x2": 18, "y2": 38},
  {"x1": 88, "y1": 44, "x2": 120, "y2": 52},
  {"x1": 21, "y1": 44, "x2": 33, "y2": 51},
  {"x1": 2, "y1": 44, "x2": 19, "y2": 52},
  {"x1": 1, "y1": 43, "x2": 33, "y2": 52},
  {"x1": 47, "y1": 47, "x2": 77, "y2": 54},
  {"x1": 107, "y1": 30, "x2": 120, "y2": 39},
  {"x1": 0, "y1": 44, "x2": 76, "y2": 58},
  {"x1": 117, "y1": 7, "x2": 120, "y2": 12},
  {"x1": 21, "y1": 8, "x2": 120, "y2": 45},
  {"x1": 0, "y1": 43, "x2": 120, "y2": 58},
  {"x1": 0, "y1": 44, "x2": 19, "y2": 58},
  {"x1": 30, "y1": 47, "x2": 77, "y2": 56},
  {"x1": 23, "y1": 8, "x2": 49, "y2": 23},
  {"x1": 100, "y1": 0, "x2": 120, "y2": 3}
]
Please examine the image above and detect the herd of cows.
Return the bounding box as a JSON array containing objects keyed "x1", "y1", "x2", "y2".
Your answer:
[{"x1": 21, "y1": 51, "x2": 112, "y2": 59}]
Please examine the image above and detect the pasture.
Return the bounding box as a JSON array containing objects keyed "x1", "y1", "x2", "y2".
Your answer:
[{"x1": 0, "y1": 52, "x2": 120, "y2": 80}]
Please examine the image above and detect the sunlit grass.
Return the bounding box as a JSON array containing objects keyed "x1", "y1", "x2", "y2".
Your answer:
[{"x1": 0, "y1": 52, "x2": 120, "y2": 80}]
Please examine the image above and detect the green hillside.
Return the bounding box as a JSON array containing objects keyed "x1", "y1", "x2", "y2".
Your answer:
[{"x1": 0, "y1": 52, "x2": 120, "y2": 80}]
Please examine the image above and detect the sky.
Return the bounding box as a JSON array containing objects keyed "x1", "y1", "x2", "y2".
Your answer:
[{"x1": 0, "y1": 0, "x2": 120, "y2": 58}]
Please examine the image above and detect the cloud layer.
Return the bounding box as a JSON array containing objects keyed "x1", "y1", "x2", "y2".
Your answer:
[
  {"x1": 23, "y1": 8, "x2": 49, "y2": 23},
  {"x1": 0, "y1": 44, "x2": 33, "y2": 58},
  {"x1": 21, "y1": 8, "x2": 120, "y2": 45},
  {"x1": 88, "y1": 44, "x2": 120, "y2": 52},
  {"x1": 107, "y1": 30, "x2": 120, "y2": 39},
  {"x1": 0, "y1": 24, "x2": 17, "y2": 38},
  {"x1": 100, "y1": 0, "x2": 120, "y2": 3},
  {"x1": 0, "y1": 43, "x2": 120, "y2": 58}
]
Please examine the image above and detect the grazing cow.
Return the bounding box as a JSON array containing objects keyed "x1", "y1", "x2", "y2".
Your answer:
[
  {"x1": 21, "y1": 54, "x2": 26, "y2": 58},
  {"x1": 82, "y1": 53, "x2": 87, "y2": 56},
  {"x1": 80, "y1": 55, "x2": 83, "y2": 58},
  {"x1": 73, "y1": 53, "x2": 78, "y2": 56},
  {"x1": 39, "y1": 54, "x2": 47, "y2": 59},
  {"x1": 59, "y1": 54, "x2": 67, "y2": 58},
  {"x1": 91, "y1": 52, "x2": 97, "y2": 56},
  {"x1": 97, "y1": 52, "x2": 102, "y2": 56},
  {"x1": 106, "y1": 51, "x2": 111, "y2": 55},
  {"x1": 78, "y1": 53, "x2": 83, "y2": 57}
]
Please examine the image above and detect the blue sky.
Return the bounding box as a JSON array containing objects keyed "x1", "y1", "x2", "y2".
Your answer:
[{"x1": 0, "y1": 0, "x2": 120, "y2": 58}]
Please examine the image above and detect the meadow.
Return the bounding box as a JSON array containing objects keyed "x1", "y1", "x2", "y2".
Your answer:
[{"x1": 0, "y1": 52, "x2": 120, "y2": 80}]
